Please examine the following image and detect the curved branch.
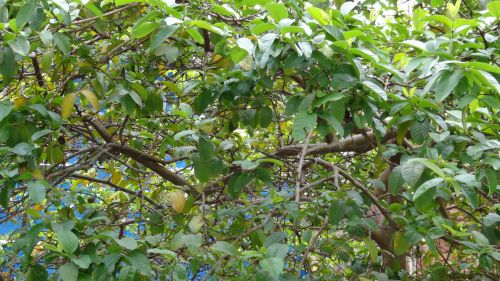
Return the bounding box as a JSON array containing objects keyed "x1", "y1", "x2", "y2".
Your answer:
[
  {"x1": 71, "y1": 174, "x2": 162, "y2": 209},
  {"x1": 311, "y1": 158, "x2": 398, "y2": 229},
  {"x1": 88, "y1": 118, "x2": 189, "y2": 187}
]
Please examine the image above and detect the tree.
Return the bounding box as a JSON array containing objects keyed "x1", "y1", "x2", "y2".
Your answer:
[{"x1": 0, "y1": 0, "x2": 499, "y2": 280}]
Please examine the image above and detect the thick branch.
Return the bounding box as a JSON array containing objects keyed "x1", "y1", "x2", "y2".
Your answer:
[
  {"x1": 88, "y1": 119, "x2": 189, "y2": 187},
  {"x1": 275, "y1": 130, "x2": 394, "y2": 156}
]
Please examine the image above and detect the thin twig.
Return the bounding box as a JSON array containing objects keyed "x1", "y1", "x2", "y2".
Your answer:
[{"x1": 295, "y1": 130, "x2": 314, "y2": 203}]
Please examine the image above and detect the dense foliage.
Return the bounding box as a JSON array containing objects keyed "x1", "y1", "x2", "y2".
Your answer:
[{"x1": 0, "y1": 0, "x2": 499, "y2": 280}]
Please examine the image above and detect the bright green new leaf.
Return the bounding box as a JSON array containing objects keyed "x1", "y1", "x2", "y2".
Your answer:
[
  {"x1": 266, "y1": 3, "x2": 288, "y2": 22},
  {"x1": 487, "y1": 1, "x2": 500, "y2": 17}
]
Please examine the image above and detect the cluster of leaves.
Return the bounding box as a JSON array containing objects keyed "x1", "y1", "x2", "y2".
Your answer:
[{"x1": 0, "y1": 0, "x2": 499, "y2": 280}]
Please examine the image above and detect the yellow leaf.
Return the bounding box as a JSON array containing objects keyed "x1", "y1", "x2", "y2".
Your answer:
[
  {"x1": 32, "y1": 168, "x2": 44, "y2": 180},
  {"x1": 169, "y1": 190, "x2": 186, "y2": 213},
  {"x1": 111, "y1": 169, "x2": 122, "y2": 185},
  {"x1": 80, "y1": 89, "x2": 99, "y2": 111},
  {"x1": 212, "y1": 54, "x2": 224, "y2": 64},
  {"x1": 13, "y1": 96, "x2": 27, "y2": 109},
  {"x1": 61, "y1": 93, "x2": 77, "y2": 119}
]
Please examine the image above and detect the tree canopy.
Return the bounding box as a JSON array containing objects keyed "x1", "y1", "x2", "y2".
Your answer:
[{"x1": 0, "y1": 0, "x2": 499, "y2": 280}]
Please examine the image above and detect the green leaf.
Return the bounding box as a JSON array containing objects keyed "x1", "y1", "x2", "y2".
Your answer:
[
  {"x1": 340, "y1": 1, "x2": 356, "y2": 15},
  {"x1": 154, "y1": 45, "x2": 179, "y2": 63},
  {"x1": 410, "y1": 120, "x2": 431, "y2": 144},
  {"x1": 463, "y1": 62, "x2": 500, "y2": 74},
  {"x1": 0, "y1": 183, "x2": 12, "y2": 210},
  {"x1": 401, "y1": 159, "x2": 425, "y2": 187},
  {"x1": 35, "y1": 28, "x2": 49, "y2": 43},
  {"x1": 388, "y1": 166, "x2": 404, "y2": 196},
  {"x1": 362, "y1": 80, "x2": 386, "y2": 100},
  {"x1": 266, "y1": 3, "x2": 289, "y2": 22},
  {"x1": 409, "y1": 158, "x2": 446, "y2": 178},
  {"x1": 413, "y1": 178, "x2": 443, "y2": 201},
  {"x1": 16, "y1": 0, "x2": 37, "y2": 29},
  {"x1": 475, "y1": 70, "x2": 500, "y2": 93},
  {"x1": 0, "y1": 102, "x2": 13, "y2": 123},
  {"x1": 11, "y1": 142, "x2": 35, "y2": 156},
  {"x1": 426, "y1": 15, "x2": 452, "y2": 28},
  {"x1": 471, "y1": 231, "x2": 489, "y2": 246},
  {"x1": 132, "y1": 22, "x2": 159, "y2": 38},
  {"x1": 28, "y1": 264, "x2": 48, "y2": 281},
  {"x1": 228, "y1": 172, "x2": 253, "y2": 197},
  {"x1": 364, "y1": 238, "x2": 379, "y2": 262},
  {"x1": 27, "y1": 181, "x2": 46, "y2": 203},
  {"x1": 31, "y1": 129, "x2": 52, "y2": 142},
  {"x1": 484, "y1": 213, "x2": 500, "y2": 226},
  {"x1": 193, "y1": 156, "x2": 210, "y2": 182},
  {"x1": 212, "y1": 241, "x2": 238, "y2": 256},
  {"x1": 267, "y1": 243, "x2": 289, "y2": 259},
  {"x1": 328, "y1": 200, "x2": 345, "y2": 225},
  {"x1": 56, "y1": 230, "x2": 79, "y2": 254},
  {"x1": 71, "y1": 255, "x2": 91, "y2": 269},
  {"x1": 59, "y1": 263, "x2": 78, "y2": 281},
  {"x1": 393, "y1": 231, "x2": 411, "y2": 256},
  {"x1": 251, "y1": 22, "x2": 276, "y2": 35},
  {"x1": 150, "y1": 25, "x2": 178, "y2": 50},
  {"x1": 61, "y1": 93, "x2": 77, "y2": 119},
  {"x1": 431, "y1": 0, "x2": 445, "y2": 8},
  {"x1": 403, "y1": 40, "x2": 427, "y2": 52},
  {"x1": 186, "y1": 28, "x2": 204, "y2": 44},
  {"x1": 349, "y1": 48, "x2": 379, "y2": 63},
  {"x1": 258, "y1": 107, "x2": 273, "y2": 128},
  {"x1": 115, "y1": 237, "x2": 138, "y2": 250},
  {"x1": 0, "y1": 47, "x2": 17, "y2": 79},
  {"x1": 285, "y1": 95, "x2": 302, "y2": 116},
  {"x1": 189, "y1": 214, "x2": 204, "y2": 233},
  {"x1": 307, "y1": 6, "x2": 329, "y2": 25},
  {"x1": 53, "y1": 33, "x2": 71, "y2": 55},
  {"x1": 116, "y1": 0, "x2": 144, "y2": 6},
  {"x1": 260, "y1": 257, "x2": 284, "y2": 279},
  {"x1": 8, "y1": 36, "x2": 30, "y2": 56},
  {"x1": 331, "y1": 64, "x2": 359, "y2": 89},
  {"x1": 297, "y1": 41, "x2": 312, "y2": 59},
  {"x1": 396, "y1": 121, "x2": 411, "y2": 145},
  {"x1": 147, "y1": 248, "x2": 177, "y2": 258},
  {"x1": 485, "y1": 169, "x2": 497, "y2": 195},
  {"x1": 433, "y1": 70, "x2": 463, "y2": 102},
  {"x1": 190, "y1": 20, "x2": 223, "y2": 35},
  {"x1": 447, "y1": 0, "x2": 461, "y2": 18},
  {"x1": 198, "y1": 136, "x2": 214, "y2": 159},
  {"x1": 129, "y1": 250, "x2": 152, "y2": 277},
  {"x1": 127, "y1": 90, "x2": 143, "y2": 107},
  {"x1": 487, "y1": 0, "x2": 500, "y2": 17},
  {"x1": 292, "y1": 111, "x2": 317, "y2": 141}
]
